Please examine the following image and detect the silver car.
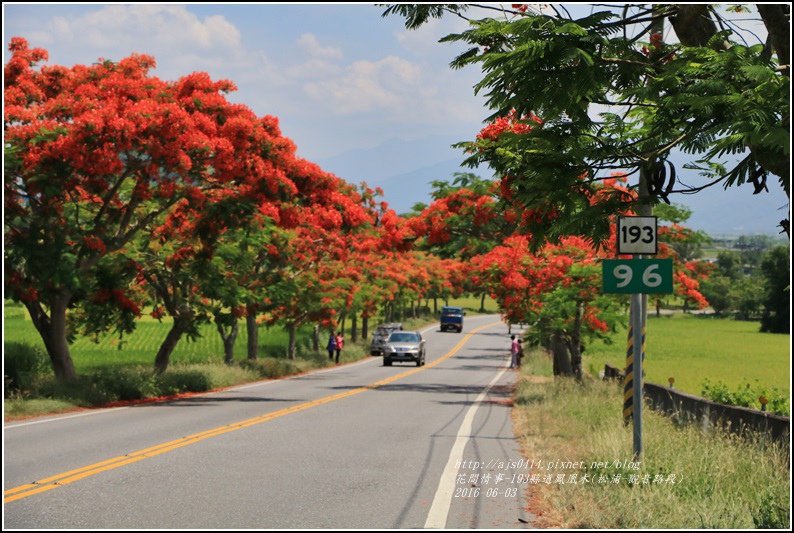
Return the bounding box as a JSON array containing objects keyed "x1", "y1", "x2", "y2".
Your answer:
[
  {"x1": 382, "y1": 331, "x2": 426, "y2": 367},
  {"x1": 370, "y1": 323, "x2": 402, "y2": 355}
]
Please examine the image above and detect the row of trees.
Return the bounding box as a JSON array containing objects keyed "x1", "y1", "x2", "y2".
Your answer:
[
  {"x1": 382, "y1": 3, "x2": 789, "y2": 352},
  {"x1": 407, "y1": 172, "x2": 711, "y2": 379},
  {"x1": 7, "y1": 1, "x2": 790, "y2": 384},
  {"x1": 4, "y1": 38, "x2": 465, "y2": 380},
  {"x1": 701, "y1": 245, "x2": 791, "y2": 332}
]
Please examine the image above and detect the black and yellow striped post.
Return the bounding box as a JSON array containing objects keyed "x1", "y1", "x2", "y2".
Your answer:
[
  {"x1": 622, "y1": 321, "x2": 634, "y2": 425},
  {"x1": 623, "y1": 299, "x2": 647, "y2": 425},
  {"x1": 622, "y1": 295, "x2": 646, "y2": 458},
  {"x1": 623, "y1": 310, "x2": 647, "y2": 425}
]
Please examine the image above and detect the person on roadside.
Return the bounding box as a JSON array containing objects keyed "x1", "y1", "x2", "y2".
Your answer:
[
  {"x1": 517, "y1": 338, "x2": 524, "y2": 367},
  {"x1": 510, "y1": 334, "x2": 521, "y2": 369},
  {"x1": 334, "y1": 332, "x2": 344, "y2": 364},
  {"x1": 326, "y1": 332, "x2": 337, "y2": 360}
]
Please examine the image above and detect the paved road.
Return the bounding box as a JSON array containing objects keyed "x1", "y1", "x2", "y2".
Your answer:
[{"x1": 4, "y1": 315, "x2": 535, "y2": 529}]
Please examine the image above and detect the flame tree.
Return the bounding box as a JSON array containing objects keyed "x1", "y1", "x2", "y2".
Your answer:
[{"x1": 4, "y1": 38, "x2": 248, "y2": 379}]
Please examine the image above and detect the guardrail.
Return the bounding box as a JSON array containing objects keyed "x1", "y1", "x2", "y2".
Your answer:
[{"x1": 603, "y1": 363, "x2": 790, "y2": 445}]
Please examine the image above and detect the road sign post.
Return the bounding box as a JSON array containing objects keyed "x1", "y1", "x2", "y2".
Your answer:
[
  {"x1": 631, "y1": 292, "x2": 643, "y2": 458},
  {"x1": 605, "y1": 216, "x2": 673, "y2": 459}
]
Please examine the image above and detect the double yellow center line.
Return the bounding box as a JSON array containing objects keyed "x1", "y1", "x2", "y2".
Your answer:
[{"x1": 5, "y1": 322, "x2": 499, "y2": 503}]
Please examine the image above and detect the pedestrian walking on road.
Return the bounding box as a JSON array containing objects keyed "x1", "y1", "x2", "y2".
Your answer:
[
  {"x1": 510, "y1": 335, "x2": 521, "y2": 369},
  {"x1": 326, "y1": 332, "x2": 337, "y2": 360},
  {"x1": 334, "y1": 332, "x2": 344, "y2": 364}
]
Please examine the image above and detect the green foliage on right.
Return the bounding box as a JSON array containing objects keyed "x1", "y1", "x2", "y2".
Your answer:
[
  {"x1": 759, "y1": 244, "x2": 791, "y2": 334},
  {"x1": 383, "y1": 4, "x2": 790, "y2": 246},
  {"x1": 701, "y1": 379, "x2": 789, "y2": 416}
]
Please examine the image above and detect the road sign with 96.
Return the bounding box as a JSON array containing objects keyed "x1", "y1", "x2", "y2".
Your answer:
[{"x1": 602, "y1": 258, "x2": 673, "y2": 294}]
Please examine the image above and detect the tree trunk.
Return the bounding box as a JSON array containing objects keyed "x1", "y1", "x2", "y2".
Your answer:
[
  {"x1": 26, "y1": 295, "x2": 77, "y2": 381},
  {"x1": 668, "y1": 4, "x2": 719, "y2": 47},
  {"x1": 550, "y1": 333, "x2": 573, "y2": 377},
  {"x1": 313, "y1": 325, "x2": 320, "y2": 352},
  {"x1": 246, "y1": 312, "x2": 258, "y2": 360},
  {"x1": 215, "y1": 315, "x2": 238, "y2": 365},
  {"x1": 756, "y1": 4, "x2": 790, "y2": 70},
  {"x1": 568, "y1": 304, "x2": 584, "y2": 381},
  {"x1": 362, "y1": 315, "x2": 369, "y2": 343},
  {"x1": 351, "y1": 313, "x2": 358, "y2": 343},
  {"x1": 287, "y1": 323, "x2": 297, "y2": 360},
  {"x1": 433, "y1": 297, "x2": 438, "y2": 314},
  {"x1": 155, "y1": 311, "x2": 193, "y2": 374}
]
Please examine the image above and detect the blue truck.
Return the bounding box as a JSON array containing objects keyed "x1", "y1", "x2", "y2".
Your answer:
[{"x1": 440, "y1": 306, "x2": 465, "y2": 333}]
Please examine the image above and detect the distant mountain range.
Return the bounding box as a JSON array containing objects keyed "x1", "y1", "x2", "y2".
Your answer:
[{"x1": 315, "y1": 135, "x2": 789, "y2": 238}]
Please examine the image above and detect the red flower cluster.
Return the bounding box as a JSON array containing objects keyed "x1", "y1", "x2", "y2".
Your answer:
[
  {"x1": 92, "y1": 288, "x2": 141, "y2": 315},
  {"x1": 83, "y1": 235, "x2": 107, "y2": 254},
  {"x1": 674, "y1": 271, "x2": 708, "y2": 308},
  {"x1": 477, "y1": 111, "x2": 542, "y2": 142}
]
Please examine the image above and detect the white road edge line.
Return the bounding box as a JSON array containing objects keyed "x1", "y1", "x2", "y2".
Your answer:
[
  {"x1": 424, "y1": 366, "x2": 509, "y2": 529},
  {"x1": 5, "y1": 406, "x2": 131, "y2": 428}
]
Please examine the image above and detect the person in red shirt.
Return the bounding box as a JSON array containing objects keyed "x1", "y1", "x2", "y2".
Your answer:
[
  {"x1": 334, "y1": 332, "x2": 344, "y2": 364},
  {"x1": 510, "y1": 335, "x2": 521, "y2": 369}
]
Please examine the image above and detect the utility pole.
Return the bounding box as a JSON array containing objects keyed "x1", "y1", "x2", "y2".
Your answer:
[{"x1": 628, "y1": 4, "x2": 665, "y2": 460}]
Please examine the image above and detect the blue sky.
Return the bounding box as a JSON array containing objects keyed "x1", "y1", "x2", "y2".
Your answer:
[
  {"x1": 3, "y1": 3, "x2": 490, "y2": 159},
  {"x1": 3, "y1": 3, "x2": 789, "y2": 236}
]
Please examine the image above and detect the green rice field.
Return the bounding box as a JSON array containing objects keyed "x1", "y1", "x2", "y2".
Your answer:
[{"x1": 583, "y1": 313, "x2": 791, "y2": 397}]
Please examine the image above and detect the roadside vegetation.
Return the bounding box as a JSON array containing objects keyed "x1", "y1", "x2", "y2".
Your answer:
[
  {"x1": 514, "y1": 348, "x2": 790, "y2": 529},
  {"x1": 3, "y1": 296, "x2": 496, "y2": 420}
]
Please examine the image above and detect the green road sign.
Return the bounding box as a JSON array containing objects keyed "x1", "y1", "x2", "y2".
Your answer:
[{"x1": 603, "y1": 258, "x2": 673, "y2": 294}]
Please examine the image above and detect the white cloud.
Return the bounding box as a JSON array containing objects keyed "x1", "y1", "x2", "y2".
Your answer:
[
  {"x1": 4, "y1": 4, "x2": 489, "y2": 157},
  {"x1": 285, "y1": 58, "x2": 343, "y2": 80},
  {"x1": 297, "y1": 33, "x2": 343, "y2": 60},
  {"x1": 303, "y1": 55, "x2": 433, "y2": 115},
  {"x1": 29, "y1": 5, "x2": 242, "y2": 72}
]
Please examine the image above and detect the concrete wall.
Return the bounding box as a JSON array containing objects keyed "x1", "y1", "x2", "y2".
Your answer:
[{"x1": 603, "y1": 363, "x2": 790, "y2": 444}]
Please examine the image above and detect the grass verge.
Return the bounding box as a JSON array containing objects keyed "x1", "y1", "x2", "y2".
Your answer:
[{"x1": 514, "y1": 348, "x2": 790, "y2": 529}]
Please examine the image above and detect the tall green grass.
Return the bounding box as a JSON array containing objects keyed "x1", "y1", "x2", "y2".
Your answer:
[
  {"x1": 515, "y1": 349, "x2": 790, "y2": 529},
  {"x1": 4, "y1": 311, "x2": 339, "y2": 373},
  {"x1": 3, "y1": 295, "x2": 496, "y2": 373},
  {"x1": 584, "y1": 313, "x2": 790, "y2": 397}
]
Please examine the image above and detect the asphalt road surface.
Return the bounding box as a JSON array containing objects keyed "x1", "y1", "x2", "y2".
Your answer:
[{"x1": 4, "y1": 314, "x2": 536, "y2": 529}]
